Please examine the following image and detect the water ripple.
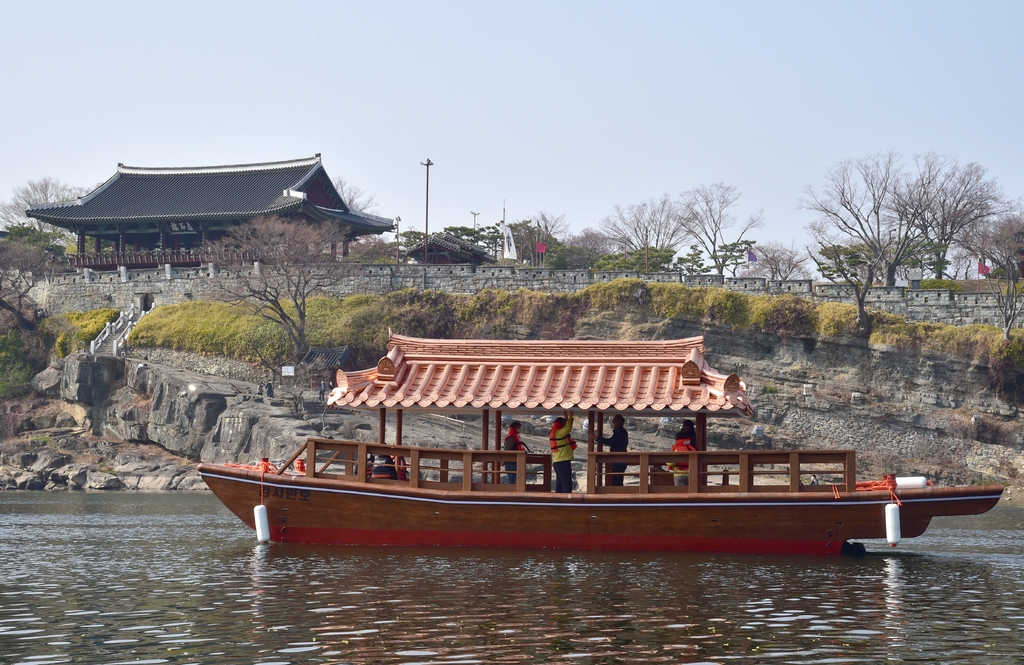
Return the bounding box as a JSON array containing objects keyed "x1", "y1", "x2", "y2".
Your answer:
[{"x1": 1, "y1": 493, "x2": 1022, "y2": 663}]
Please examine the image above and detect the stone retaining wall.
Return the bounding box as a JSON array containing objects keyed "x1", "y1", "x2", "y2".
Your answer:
[{"x1": 30, "y1": 264, "x2": 1012, "y2": 328}]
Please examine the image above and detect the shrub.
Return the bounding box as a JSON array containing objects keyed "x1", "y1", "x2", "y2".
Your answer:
[
  {"x1": 129, "y1": 302, "x2": 290, "y2": 365},
  {"x1": 701, "y1": 288, "x2": 752, "y2": 328},
  {"x1": 40, "y1": 308, "x2": 120, "y2": 358},
  {"x1": 815, "y1": 302, "x2": 860, "y2": 336},
  {"x1": 750, "y1": 295, "x2": 818, "y2": 337},
  {"x1": 580, "y1": 278, "x2": 650, "y2": 311},
  {"x1": 0, "y1": 331, "x2": 33, "y2": 398},
  {"x1": 648, "y1": 283, "x2": 706, "y2": 319},
  {"x1": 919, "y1": 279, "x2": 962, "y2": 292}
]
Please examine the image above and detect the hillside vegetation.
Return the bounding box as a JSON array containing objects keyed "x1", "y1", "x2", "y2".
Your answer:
[{"x1": 123, "y1": 279, "x2": 1024, "y2": 382}]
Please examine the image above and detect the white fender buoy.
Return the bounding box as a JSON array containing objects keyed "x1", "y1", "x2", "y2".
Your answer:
[
  {"x1": 895, "y1": 476, "x2": 928, "y2": 489},
  {"x1": 254, "y1": 504, "x2": 270, "y2": 543},
  {"x1": 884, "y1": 503, "x2": 901, "y2": 546}
]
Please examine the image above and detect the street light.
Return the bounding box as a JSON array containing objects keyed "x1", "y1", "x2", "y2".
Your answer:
[
  {"x1": 420, "y1": 158, "x2": 433, "y2": 264},
  {"x1": 471, "y1": 211, "x2": 479, "y2": 230},
  {"x1": 394, "y1": 216, "x2": 401, "y2": 263}
]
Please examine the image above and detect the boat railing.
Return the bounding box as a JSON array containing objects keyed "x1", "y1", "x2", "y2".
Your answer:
[
  {"x1": 275, "y1": 439, "x2": 855, "y2": 495},
  {"x1": 278, "y1": 438, "x2": 552, "y2": 493},
  {"x1": 586, "y1": 450, "x2": 856, "y2": 494}
]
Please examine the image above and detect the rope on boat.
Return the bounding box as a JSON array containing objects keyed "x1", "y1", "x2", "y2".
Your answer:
[
  {"x1": 855, "y1": 473, "x2": 903, "y2": 506},
  {"x1": 225, "y1": 459, "x2": 279, "y2": 505}
]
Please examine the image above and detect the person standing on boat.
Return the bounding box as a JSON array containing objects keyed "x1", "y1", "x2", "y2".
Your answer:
[
  {"x1": 670, "y1": 419, "x2": 697, "y2": 486},
  {"x1": 503, "y1": 421, "x2": 527, "y2": 485},
  {"x1": 593, "y1": 414, "x2": 629, "y2": 486},
  {"x1": 549, "y1": 410, "x2": 576, "y2": 493}
]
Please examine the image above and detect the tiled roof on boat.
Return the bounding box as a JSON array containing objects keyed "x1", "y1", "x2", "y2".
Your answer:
[{"x1": 328, "y1": 333, "x2": 754, "y2": 416}]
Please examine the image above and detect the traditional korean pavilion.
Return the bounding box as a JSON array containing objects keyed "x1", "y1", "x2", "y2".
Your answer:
[{"x1": 26, "y1": 155, "x2": 393, "y2": 269}]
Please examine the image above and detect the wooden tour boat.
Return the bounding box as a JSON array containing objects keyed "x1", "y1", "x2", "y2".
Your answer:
[{"x1": 199, "y1": 333, "x2": 1004, "y2": 555}]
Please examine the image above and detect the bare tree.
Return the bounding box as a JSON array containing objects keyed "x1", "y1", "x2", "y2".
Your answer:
[
  {"x1": 2, "y1": 177, "x2": 90, "y2": 239},
  {"x1": 910, "y1": 154, "x2": 1003, "y2": 279},
  {"x1": 332, "y1": 176, "x2": 377, "y2": 213},
  {"x1": 803, "y1": 152, "x2": 923, "y2": 288},
  {"x1": 962, "y1": 209, "x2": 1024, "y2": 340},
  {"x1": 677, "y1": 183, "x2": 765, "y2": 275},
  {"x1": 214, "y1": 217, "x2": 350, "y2": 360},
  {"x1": 558, "y1": 228, "x2": 613, "y2": 269},
  {"x1": 945, "y1": 244, "x2": 977, "y2": 280},
  {"x1": 533, "y1": 211, "x2": 570, "y2": 241},
  {"x1": 749, "y1": 241, "x2": 811, "y2": 280},
  {"x1": 600, "y1": 195, "x2": 687, "y2": 271},
  {"x1": 0, "y1": 238, "x2": 49, "y2": 331}
]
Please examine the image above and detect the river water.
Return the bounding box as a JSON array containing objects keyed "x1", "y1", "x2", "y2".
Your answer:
[{"x1": 1, "y1": 492, "x2": 1022, "y2": 664}]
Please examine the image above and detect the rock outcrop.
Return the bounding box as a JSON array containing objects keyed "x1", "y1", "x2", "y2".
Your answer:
[{"x1": 6, "y1": 309, "x2": 1024, "y2": 491}]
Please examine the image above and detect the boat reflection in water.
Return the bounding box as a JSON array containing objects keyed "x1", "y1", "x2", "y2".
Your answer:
[{"x1": 200, "y1": 333, "x2": 1003, "y2": 555}]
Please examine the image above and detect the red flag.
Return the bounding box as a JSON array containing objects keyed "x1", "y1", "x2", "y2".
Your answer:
[
  {"x1": 536, "y1": 241, "x2": 547, "y2": 253},
  {"x1": 978, "y1": 262, "x2": 991, "y2": 275}
]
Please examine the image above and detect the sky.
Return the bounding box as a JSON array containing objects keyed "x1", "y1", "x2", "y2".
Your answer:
[{"x1": 1, "y1": 1, "x2": 1022, "y2": 252}]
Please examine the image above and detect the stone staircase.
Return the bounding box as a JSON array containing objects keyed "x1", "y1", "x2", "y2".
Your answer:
[{"x1": 88, "y1": 303, "x2": 151, "y2": 356}]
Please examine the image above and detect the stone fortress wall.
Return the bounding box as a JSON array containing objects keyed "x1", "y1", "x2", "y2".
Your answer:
[{"x1": 30, "y1": 263, "x2": 1014, "y2": 329}]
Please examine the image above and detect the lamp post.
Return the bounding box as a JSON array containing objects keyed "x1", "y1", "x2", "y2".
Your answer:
[
  {"x1": 420, "y1": 158, "x2": 433, "y2": 264},
  {"x1": 394, "y1": 216, "x2": 401, "y2": 263},
  {"x1": 471, "y1": 211, "x2": 479, "y2": 230}
]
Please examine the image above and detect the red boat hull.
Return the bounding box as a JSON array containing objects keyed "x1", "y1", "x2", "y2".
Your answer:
[{"x1": 199, "y1": 464, "x2": 1004, "y2": 556}]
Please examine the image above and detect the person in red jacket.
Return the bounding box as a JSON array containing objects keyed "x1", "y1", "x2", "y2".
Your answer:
[
  {"x1": 503, "y1": 421, "x2": 527, "y2": 485},
  {"x1": 671, "y1": 420, "x2": 697, "y2": 486}
]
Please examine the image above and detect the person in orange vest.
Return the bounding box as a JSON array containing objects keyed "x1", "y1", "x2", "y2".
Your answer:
[
  {"x1": 503, "y1": 421, "x2": 527, "y2": 485},
  {"x1": 549, "y1": 410, "x2": 576, "y2": 493},
  {"x1": 670, "y1": 419, "x2": 697, "y2": 486}
]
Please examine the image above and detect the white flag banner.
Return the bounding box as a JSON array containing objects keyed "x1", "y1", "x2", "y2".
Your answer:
[{"x1": 502, "y1": 223, "x2": 518, "y2": 261}]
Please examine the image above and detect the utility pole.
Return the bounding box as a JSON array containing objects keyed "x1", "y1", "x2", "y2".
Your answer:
[
  {"x1": 420, "y1": 159, "x2": 433, "y2": 264},
  {"x1": 470, "y1": 211, "x2": 479, "y2": 230},
  {"x1": 394, "y1": 216, "x2": 401, "y2": 263}
]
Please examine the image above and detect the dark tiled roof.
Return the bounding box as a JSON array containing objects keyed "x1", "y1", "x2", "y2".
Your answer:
[
  {"x1": 405, "y1": 231, "x2": 495, "y2": 264},
  {"x1": 26, "y1": 156, "x2": 392, "y2": 234},
  {"x1": 301, "y1": 346, "x2": 356, "y2": 373}
]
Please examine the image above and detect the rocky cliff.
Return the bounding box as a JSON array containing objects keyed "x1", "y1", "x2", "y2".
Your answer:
[{"x1": 3, "y1": 309, "x2": 1023, "y2": 491}]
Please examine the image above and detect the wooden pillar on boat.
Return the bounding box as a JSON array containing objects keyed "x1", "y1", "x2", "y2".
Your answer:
[
  {"x1": 378, "y1": 408, "x2": 386, "y2": 444},
  {"x1": 596, "y1": 412, "x2": 605, "y2": 451},
  {"x1": 696, "y1": 413, "x2": 708, "y2": 451},
  {"x1": 481, "y1": 409, "x2": 489, "y2": 450},
  {"x1": 587, "y1": 410, "x2": 595, "y2": 452},
  {"x1": 492, "y1": 409, "x2": 502, "y2": 484},
  {"x1": 395, "y1": 409, "x2": 404, "y2": 446}
]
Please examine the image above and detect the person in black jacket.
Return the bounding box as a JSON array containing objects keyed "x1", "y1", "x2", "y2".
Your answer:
[{"x1": 594, "y1": 414, "x2": 629, "y2": 486}]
